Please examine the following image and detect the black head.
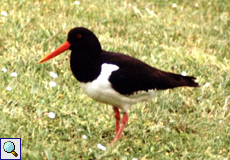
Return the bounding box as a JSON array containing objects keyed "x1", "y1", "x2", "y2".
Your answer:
[
  {"x1": 67, "y1": 27, "x2": 102, "y2": 54},
  {"x1": 38, "y1": 27, "x2": 102, "y2": 64}
]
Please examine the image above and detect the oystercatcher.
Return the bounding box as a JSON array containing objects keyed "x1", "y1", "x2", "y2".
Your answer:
[{"x1": 39, "y1": 27, "x2": 199, "y2": 144}]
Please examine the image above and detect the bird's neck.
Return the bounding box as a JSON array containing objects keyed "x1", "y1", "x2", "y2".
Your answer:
[{"x1": 70, "y1": 51, "x2": 101, "y2": 83}]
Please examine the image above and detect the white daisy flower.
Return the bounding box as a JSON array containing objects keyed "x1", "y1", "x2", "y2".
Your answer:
[
  {"x1": 74, "y1": 1, "x2": 80, "y2": 5},
  {"x1": 50, "y1": 71, "x2": 58, "y2": 79},
  {"x1": 6, "y1": 86, "x2": 12, "y2": 91},
  {"x1": 97, "y1": 144, "x2": 106, "y2": 151},
  {"x1": 181, "y1": 71, "x2": 187, "y2": 76},
  {"x1": 204, "y1": 82, "x2": 211, "y2": 88},
  {"x1": 172, "y1": 3, "x2": 177, "y2": 8},
  {"x1": 1, "y1": 11, "x2": 7, "y2": 16},
  {"x1": 48, "y1": 112, "x2": 56, "y2": 119},
  {"x1": 82, "y1": 135, "x2": 87, "y2": 140},
  {"x1": 10, "y1": 72, "x2": 18, "y2": 77},
  {"x1": 1, "y1": 67, "x2": 7, "y2": 72},
  {"x1": 49, "y1": 81, "x2": 56, "y2": 87}
]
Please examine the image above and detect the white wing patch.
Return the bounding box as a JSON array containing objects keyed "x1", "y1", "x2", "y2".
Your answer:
[
  {"x1": 97, "y1": 63, "x2": 119, "y2": 81},
  {"x1": 80, "y1": 63, "x2": 122, "y2": 106}
]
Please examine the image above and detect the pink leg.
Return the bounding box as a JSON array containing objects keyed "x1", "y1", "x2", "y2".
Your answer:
[
  {"x1": 113, "y1": 106, "x2": 120, "y2": 135},
  {"x1": 111, "y1": 112, "x2": 128, "y2": 144}
]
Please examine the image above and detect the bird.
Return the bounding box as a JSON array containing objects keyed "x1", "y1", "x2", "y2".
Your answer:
[{"x1": 38, "y1": 27, "x2": 199, "y2": 144}]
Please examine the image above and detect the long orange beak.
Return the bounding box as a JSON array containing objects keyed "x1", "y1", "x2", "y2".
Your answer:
[{"x1": 38, "y1": 41, "x2": 71, "y2": 63}]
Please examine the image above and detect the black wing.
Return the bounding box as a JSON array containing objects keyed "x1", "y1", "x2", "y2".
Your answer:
[{"x1": 101, "y1": 51, "x2": 199, "y2": 95}]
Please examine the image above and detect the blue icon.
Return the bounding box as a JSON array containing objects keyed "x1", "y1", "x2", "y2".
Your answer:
[{"x1": 3, "y1": 141, "x2": 18, "y2": 157}]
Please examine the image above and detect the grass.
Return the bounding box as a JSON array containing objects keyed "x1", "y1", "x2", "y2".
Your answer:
[{"x1": 0, "y1": 0, "x2": 229, "y2": 159}]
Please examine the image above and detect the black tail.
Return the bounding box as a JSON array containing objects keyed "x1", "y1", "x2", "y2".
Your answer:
[{"x1": 166, "y1": 72, "x2": 199, "y2": 88}]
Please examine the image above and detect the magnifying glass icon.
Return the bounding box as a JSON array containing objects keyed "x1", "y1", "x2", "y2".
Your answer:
[{"x1": 3, "y1": 141, "x2": 18, "y2": 157}]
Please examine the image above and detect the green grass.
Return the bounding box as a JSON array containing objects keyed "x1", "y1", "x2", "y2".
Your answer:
[{"x1": 0, "y1": 0, "x2": 229, "y2": 159}]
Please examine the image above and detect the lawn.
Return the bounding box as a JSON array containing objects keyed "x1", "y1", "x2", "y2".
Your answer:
[{"x1": 0, "y1": 0, "x2": 229, "y2": 159}]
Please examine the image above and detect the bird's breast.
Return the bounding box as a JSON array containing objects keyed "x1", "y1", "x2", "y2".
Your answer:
[{"x1": 70, "y1": 53, "x2": 101, "y2": 82}]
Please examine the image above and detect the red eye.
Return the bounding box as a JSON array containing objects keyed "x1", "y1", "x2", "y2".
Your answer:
[{"x1": 76, "y1": 34, "x2": 82, "y2": 39}]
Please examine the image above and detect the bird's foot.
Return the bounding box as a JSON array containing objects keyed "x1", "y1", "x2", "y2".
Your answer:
[{"x1": 109, "y1": 112, "x2": 128, "y2": 145}]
